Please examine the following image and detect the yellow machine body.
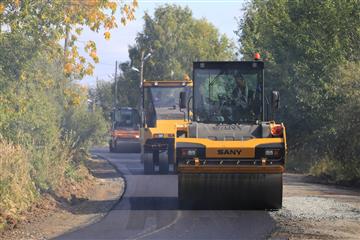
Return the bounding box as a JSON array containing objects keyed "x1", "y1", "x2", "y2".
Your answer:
[{"x1": 140, "y1": 79, "x2": 192, "y2": 173}]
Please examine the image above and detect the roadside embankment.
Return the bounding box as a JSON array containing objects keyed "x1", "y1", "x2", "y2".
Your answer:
[{"x1": 0, "y1": 155, "x2": 124, "y2": 240}]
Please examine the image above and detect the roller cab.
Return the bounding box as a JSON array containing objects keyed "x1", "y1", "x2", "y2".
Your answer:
[{"x1": 176, "y1": 61, "x2": 287, "y2": 210}]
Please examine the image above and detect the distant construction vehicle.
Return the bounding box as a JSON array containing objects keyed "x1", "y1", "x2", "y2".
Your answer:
[
  {"x1": 175, "y1": 58, "x2": 287, "y2": 209},
  {"x1": 140, "y1": 78, "x2": 192, "y2": 174},
  {"x1": 109, "y1": 107, "x2": 141, "y2": 153}
]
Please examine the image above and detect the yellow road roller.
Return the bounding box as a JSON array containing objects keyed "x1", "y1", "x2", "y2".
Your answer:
[
  {"x1": 140, "y1": 78, "x2": 192, "y2": 174},
  {"x1": 176, "y1": 60, "x2": 287, "y2": 209}
]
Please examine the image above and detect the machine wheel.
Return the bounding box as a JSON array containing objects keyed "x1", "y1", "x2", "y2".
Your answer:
[
  {"x1": 168, "y1": 145, "x2": 176, "y2": 172},
  {"x1": 159, "y1": 150, "x2": 169, "y2": 174},
  {"x1": 109, "y1": 142, "x2": 114, "y2": 153},
  {"x1": 140, "y1": 154, "x2": 144, "y2": 163},
  {"x1": 153, "y1": 150, "x2": 159, "y2": 165},
  {"x1": 143, "y1": 153, "x2": 154, "y2": 174},
  {"x1": 140, "y1": 148, "x2": 145, "y2": 163}
]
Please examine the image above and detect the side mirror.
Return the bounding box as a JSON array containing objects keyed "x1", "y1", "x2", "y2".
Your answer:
[
  {"x1": 271, "y1": 91, "x2": 280, "y2": 110},
  {"x1": 179, "y1": 92, "x2": 187, "y2": 109},
  {"x1": 247, "y1": 89, "x2": 254, "y2": 103},
  {"x1": 141, "y1": 111, "x2": 145, "y2": 127}
]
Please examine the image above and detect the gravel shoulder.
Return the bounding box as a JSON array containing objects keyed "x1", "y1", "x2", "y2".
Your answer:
[
  {"x1": 1, "y1": 155, "x2": 124, "y2": 240},
  {"x1": 270, "y1": 173, "x2": 360, "y2": 239}
]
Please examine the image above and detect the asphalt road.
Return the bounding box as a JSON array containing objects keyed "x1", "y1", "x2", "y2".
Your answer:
[{"x1": 57, "y1": 147, "x2": 276, "y2": 240}]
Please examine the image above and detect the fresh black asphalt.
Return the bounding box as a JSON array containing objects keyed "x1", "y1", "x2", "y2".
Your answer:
[{"x1": 56, "y1": 147, "x2": 276, "y2": 239}]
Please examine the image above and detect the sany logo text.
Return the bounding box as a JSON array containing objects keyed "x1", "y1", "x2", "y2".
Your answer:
[{"x1": 217, "y1": 149, "x2": 242, "y2": 155}]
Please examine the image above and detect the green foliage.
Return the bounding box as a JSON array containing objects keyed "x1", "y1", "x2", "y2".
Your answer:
[
  {"x1": 65, "y1": 161, "x2": 84, "y2": 182},
  {"x1": 92, "y1": 63, "x2": 141, "y2": 121},
  {"x1": 0, "y1": 0, "x2": 138, "y2": 77},
  {"x1": 62, "y1": 106, "x2": 109, "y2": 149},
  {"x1": 91, "y1": 80, "x2": 114, "y2": 119},
  {"x1": 130, "y1": 4, "x2": 235, "y2": 80},
  {"x1": 116, "y1": 62, "x2": 143, "y2": 108},
  {"x1": 328, "y1": 62, "x2": 360, "y2": 158},
  {"x1": 0, "y1": 141, "x2": 38, "y2": 221},
  {"x1": 313, "y1": 62, "x2": 360, "y2": 181},
  {"x1": 310, "y1": 157, "x2": 360, "y2": 183},
  {"x1": 238, "y1": 0, "x2": 360, "y2": 182},
  {"x1": 0, "y1": 24, "x2": 108, "y2": 227}
]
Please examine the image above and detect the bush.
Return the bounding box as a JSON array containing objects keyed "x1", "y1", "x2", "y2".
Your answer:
[
  {"x1": 62, "y1": 106, "x2": 109, "y2": 151},
  {"x1": 310, "y1": 62, "x2": 360, "y2": 182},
  {"x1": 310, "y1": 157, "x2": 360, "y2": 183},
  {"x1": 288, "y1": 62, "x2": 360, "y2": 183},
  {"x1": 28, "y1": 133, "x2": 75, "y2": 191},
  {"x1": 0, "y1": 140, "x2": 38, "y2": 230},
  {"x1": 238, "y1": 0, "x2": 360, "y2": 184},
  {"x1": 0, "y1": 36, "x2": 109, "y2": 230}
]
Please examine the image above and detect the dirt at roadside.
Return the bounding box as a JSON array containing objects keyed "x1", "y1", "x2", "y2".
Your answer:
[
  {"x1": 0, "y1": 156, "x2": 124, "y2": 240},
  {"x1": 270, "y1": 174, "x2": 360, "y2": 240}
]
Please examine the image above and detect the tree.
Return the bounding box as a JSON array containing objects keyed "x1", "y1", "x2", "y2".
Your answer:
[
  {"x1": 0, "y1": 1, "x2": 138, "y2": 222},
  {"x1": 106, "y1": 4, "x2": 236, "y2": 109},
  {"x1": 0, "y1": 0, "x2": 138, "y2": 77},
  {"x1": 116, "y1": 62, "x2": 142, "y2": 108},
  {"x1": 236, "y1": 0, "x2": 360, "y2": 179},
  {"x1": 237, "y1": 0, "x2": 360, "y2": 137},
  {"x1": 91, "y1": 80, "x2": 114, "y2": 119},
  {"x1": 129, "y1": 4, "x2": 235, "y2": 80}
]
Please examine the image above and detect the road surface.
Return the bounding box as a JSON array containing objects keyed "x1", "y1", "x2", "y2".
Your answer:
[
  {"x1": 58, "y1": 148, "x2": 276, "y2": 239},
  {"x1": 57, "y1": 147, "x2": 360, "y2": 239}
]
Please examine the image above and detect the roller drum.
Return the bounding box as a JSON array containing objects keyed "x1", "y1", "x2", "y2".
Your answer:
[{"x1": 178, "y1": 173, "x2": 282, "y2": 210}]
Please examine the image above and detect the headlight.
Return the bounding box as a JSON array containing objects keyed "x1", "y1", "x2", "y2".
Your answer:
[
  {"x1": 181, "y1": 149, "x2": 197, "y2": 157},
  {"x1": 265, "y1": 150, "x2": 274, "y2": 156},
  {"x1": 265, "y1": 149, "x2": 281, "y2": 158},
  {"x1": 154, "y1": 133, "x2": 164, "y2": 138}
]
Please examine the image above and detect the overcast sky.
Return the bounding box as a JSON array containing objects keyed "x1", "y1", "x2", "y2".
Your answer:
[{"x1": 79, "y1": 0, "x2": 247, "y2": 86}]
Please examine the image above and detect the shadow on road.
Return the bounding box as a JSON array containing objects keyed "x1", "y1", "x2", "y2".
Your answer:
[
  {"x1": 115, "y1": 197, "x2": 179, "y2": 210},
  {"x1": 44, "y1": 188, "x2": 120, "y2": 215}
]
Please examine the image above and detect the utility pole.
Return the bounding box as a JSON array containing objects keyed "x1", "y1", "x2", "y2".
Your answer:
[
  {"x1": 140, "y1": 51, "x2": 145, "y2": 88},
  {"x1": 114, "y1": 60, "x2": 118, "y2": 108},
  {"x1": 140, "y1": 51, "x2": 145, "y2": 122},
  {"x1": 131, "y1": 50, "x2": 152, "y2": 126}
]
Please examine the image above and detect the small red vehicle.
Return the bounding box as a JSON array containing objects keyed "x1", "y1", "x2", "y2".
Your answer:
[{"x1": 109, "y1": 107, "x2": 141, "y2": 153}]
